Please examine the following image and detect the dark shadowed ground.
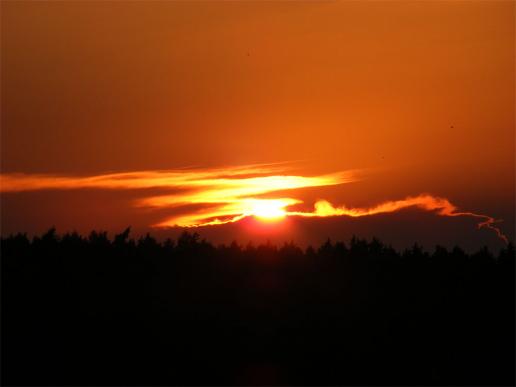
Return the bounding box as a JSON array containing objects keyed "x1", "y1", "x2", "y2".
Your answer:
[{"x1": 2, "y1": 230, "x2": 514, "y2": 385}]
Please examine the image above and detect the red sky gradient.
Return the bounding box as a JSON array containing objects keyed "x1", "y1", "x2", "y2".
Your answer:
[{"x1": 1, "y1": 1, "x2": 514, "y2": 249}]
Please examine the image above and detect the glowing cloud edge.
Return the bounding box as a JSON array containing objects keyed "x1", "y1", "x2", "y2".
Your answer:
[{"x1": 0, "y1": 165, "x2": 508, "y2": 243}]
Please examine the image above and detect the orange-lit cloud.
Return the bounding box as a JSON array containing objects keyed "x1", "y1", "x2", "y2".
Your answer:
[
  {"x1": 0, "y1": 164, "x2": 508, "y2": 243},
  {"x1": 0, "y1": 164, "x2": 290, "y2": 192},
  {"x1": 288, "y1": 195, "x2": 508, "y2": 244}
]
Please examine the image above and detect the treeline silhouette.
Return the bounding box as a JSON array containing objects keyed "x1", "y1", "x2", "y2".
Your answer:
[{"x1": 2, "y1": 228, "x2": 514, "y2": 386}]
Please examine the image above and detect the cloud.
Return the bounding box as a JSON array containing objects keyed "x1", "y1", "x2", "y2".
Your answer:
[
  {"x1": 0, "y1": 164, "x2": 508, "y2": 243},
  {"x1": 0, "y1": 163, "x2": 289, "y2": 192},
  {"x1": 289, "y1": 194, "x2": 508, "y2": 244}
]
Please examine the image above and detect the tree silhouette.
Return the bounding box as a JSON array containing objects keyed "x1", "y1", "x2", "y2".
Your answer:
[{"x1": 1, "y1": 229, "x2": 514, "y2": 386}]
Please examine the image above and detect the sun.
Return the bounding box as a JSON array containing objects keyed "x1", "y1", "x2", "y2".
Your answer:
[{"x1": 247, "y1": 199, "x2": 290, "y2": 221}]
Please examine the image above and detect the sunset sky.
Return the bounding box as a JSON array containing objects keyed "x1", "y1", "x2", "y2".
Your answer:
[{"x1": 1, "y1": 1, "x2": 514, "y2": 249}]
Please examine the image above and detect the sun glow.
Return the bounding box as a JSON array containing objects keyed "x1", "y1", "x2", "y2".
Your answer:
[{"x1": 247, "y1": 199, "x2": 291, "y2": 221}]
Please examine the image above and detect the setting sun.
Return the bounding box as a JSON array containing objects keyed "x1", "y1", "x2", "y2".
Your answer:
[{"x1": 247, "y1": 199, "x2": 291, "y2": 221}]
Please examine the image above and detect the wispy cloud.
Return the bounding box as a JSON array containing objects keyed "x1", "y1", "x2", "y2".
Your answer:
[
  {"x1": 0, "y1": 164, "x2": 508, "y2": 243},
  {"x1": 289, "y1": 195, "x2": 508, "y2": 244},
  {"x1": 0, "y1": 163, "x2": 288, "y2": 192}
]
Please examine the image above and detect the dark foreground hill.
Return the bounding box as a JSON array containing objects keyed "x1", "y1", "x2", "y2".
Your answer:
[{"x1": 2, "y1": 229, "x2": 514, "y2": 386}]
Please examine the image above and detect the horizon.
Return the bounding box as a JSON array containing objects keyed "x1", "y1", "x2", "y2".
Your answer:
[{"x1": 2, "y1": 225, "x2": 513, "y2": 256}]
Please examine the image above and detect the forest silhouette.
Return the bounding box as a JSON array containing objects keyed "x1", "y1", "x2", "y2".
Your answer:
[{"x1": 2, "y1": 228, "x2": 514, "y2": 386}]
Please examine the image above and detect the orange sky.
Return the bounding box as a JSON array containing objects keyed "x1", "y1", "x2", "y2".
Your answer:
[{"x1": 1, "y1": 1, "x2": 514, "y2": 248}]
